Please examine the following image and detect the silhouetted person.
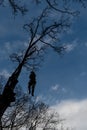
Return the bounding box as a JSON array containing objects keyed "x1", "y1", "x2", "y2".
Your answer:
[{"x1": 28, "y1": 71, "x2": 36, "y2": 96}]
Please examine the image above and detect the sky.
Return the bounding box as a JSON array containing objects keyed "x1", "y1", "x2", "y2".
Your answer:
[{"x1": 0, "y1": 1, "x2": 87, "y2": 130}]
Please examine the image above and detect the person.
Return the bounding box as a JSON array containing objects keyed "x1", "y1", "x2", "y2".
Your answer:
[{"x1": 28, "y1": 71, "x2": 36, "y2": 96}]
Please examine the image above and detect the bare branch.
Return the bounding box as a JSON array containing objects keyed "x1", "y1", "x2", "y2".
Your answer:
[
  {"x1": 8, "y1": 0, "x2": 28, "y2": 15},
  {"x1": 46, "y1": 0, "x2": 80, "y2": 16},
  {"x1": 0, "y1": 0, "x2": 28, "y2": 15}
]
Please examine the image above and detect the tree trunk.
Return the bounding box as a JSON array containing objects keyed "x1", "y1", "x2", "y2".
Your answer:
[
  {"x1": 0, "y1": 62, "x2": 23, "y2": 121},
  {"x1": 0, "y1": 44, "x2": 32, "y2": 123},
  {"x1": 0, "y1": 119, "x2": 2, "y2": 130}
]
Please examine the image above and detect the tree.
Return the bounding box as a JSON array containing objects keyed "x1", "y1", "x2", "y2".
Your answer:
[
  {"x1": 0, "y1": 0, "x2": 87, "y2": 128},
  {"x1": 0, "y1": 85, "x2": 64, "y2": 130}
]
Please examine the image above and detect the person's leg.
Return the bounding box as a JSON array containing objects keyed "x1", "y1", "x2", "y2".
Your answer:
[
  {"x1": 28, "y1": 82, "x2": 31, "y2": 94},
  {"x1": 32, "y1": 84, "x2": 35, "y2": 96}
]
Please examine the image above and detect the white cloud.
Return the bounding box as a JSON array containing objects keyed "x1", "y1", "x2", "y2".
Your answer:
[
  {"x1": 64, "y1": 39, "x2": 78, "y2": 53},
  {"x1": 51, "y1": 99, "x2": 87, "y2": 130},
  {"x1": 4, "y1": 41, "x2": 28, "y2": 52},
  {"x1": 65, "y1": 44, "x2": 76, "y2": 52},
  {"x1": 0, "y1": 70, "x2": 10, "y2": 79},
  {"x1": 0, "y1": 41, "x2": 29, "y2": 61},
  {"x1": 51, "y1": 84, "x2": 60, "y2": 91},
  {"x1": 35, "y1": 95, "x2": 43, "y2": 102}
]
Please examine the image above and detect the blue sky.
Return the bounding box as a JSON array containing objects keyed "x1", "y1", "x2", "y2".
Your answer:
[
  {"x1": 0, "y1": 1, "x2": 87, "y2": 129},
  {"x1": 0, "y1": 0, "x2": 86, "y2": 104}
]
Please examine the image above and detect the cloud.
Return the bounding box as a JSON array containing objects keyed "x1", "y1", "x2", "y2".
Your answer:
[
  {"x1": 35, "y1": 95, "x2": 44, "y2": 102},
  {"x1": 64, "y1": 39, "x2": 78, "y2": 53},
  {"x1": 0, "y1": 70, "x2": 10, "y2": 79},
  {"x1": 51, "y1": 99, "x2": 87, "y2": 130},
  {"x1": 51, "y1": 84, "x2": 67, "y2": 94},
  {"x1": 65, "y1": 44, "x2": 76, "y2": 52},
  {"x1": 51, "y1": 84, "x2": 60, "y2": 91},
  {"x1": 0, "y1": 41, "x2": 28, "y2": 60},
  {"x1": 4, "y1": 41, "x2": 28, "y2": 52}
]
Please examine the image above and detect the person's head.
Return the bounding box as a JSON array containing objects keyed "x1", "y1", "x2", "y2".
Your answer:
[
  {"x1": 31, "y1": 70, "x2": 34, "y2": 73},
  {"x1": 31, "y1": 71, "x2": 35, "y2": 75}
]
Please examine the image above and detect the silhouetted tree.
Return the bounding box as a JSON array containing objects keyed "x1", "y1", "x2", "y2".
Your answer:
[
  {"x1": 0, "y1": 85, "x2": 64, "y2": 130},
  {"x1": 0, "y1": 0, "x2": 87, "y2": 129}
]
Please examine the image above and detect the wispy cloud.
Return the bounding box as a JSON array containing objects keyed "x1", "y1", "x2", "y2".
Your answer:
[
  {"x1": 65, "y1": 44, "x2": 77, "y2": 52},
  {"x1": 51, "y1": 84, "x2": 67, "y2": 94},
  {"x1": 51, "y1": 99, "x2": 87, "y2": 130},
  {"x1": 51, "y1": 84, "x2": 60, "y2": 91},
  {"x1": 0, "y1": 41, "x2": 28, "y2": 60},
  {"x1": 64, "y1": 39, "x2": 78, "y2": 53},
  {"x1": 35, "y1": 95, "x2": 44, "y2": 102},
  {"x1": 4, "y1": 41, "x2": 28, "y2": 52},
  {"x1": 0, "y1": 70, "x2": 10, "y2": 79}
]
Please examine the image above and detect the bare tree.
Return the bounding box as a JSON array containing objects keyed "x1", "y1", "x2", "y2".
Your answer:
[
  {"x1": 0, "y1": 0, "x2": 87, "y2": 129},
  {"x1": 1, "y1": 87, "x2": 64, "y2": 130}
]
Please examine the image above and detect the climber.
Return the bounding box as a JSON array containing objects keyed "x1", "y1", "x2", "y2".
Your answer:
[{"x1": 28, "y1": 71, "x2": 36, "y2": 96}]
